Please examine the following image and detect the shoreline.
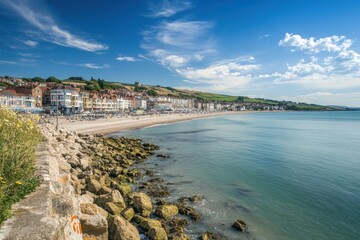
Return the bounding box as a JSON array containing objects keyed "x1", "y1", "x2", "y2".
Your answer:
[
  {"x1": 17, "y1": 110, "x2": 354, "y2": 239},
  {"x1": 51, "y1": 111, "x2": 250, "y2": 134},
  {"x1": 47, "y1": 123, "x2": 223, "y2": 239}
]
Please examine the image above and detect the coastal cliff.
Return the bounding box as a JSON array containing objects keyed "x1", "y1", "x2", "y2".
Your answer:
[{"x1": 0, "y1": 123, "x2": 221, "y2": 240}]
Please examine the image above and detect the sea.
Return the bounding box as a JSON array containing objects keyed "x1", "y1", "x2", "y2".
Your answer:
[{"x1": 111, "y1": 111, "x2": 360, "y2": 240}]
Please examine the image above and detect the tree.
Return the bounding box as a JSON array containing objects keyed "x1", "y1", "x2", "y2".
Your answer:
[
  {"x1": 237, "y1": 96, "x2": 247, "y2": 102},
  {"x1": 97, "y1": 79, "x2": 105, "y2": 89},
  {"x1": 134, "y1": 84, "x2": 147, "y2": 92},
  {"x1": 68, "y1": 76, "x2": 84, "y2": 81},
  {"x1": 85, "y1": 85, "x2": 100, "y2": 91},
  {"x1": 0, "y1": 82, "x2": 10, "y2": 87},
  {"x1": 86, "y1": 80, "x2": 101, "y2": 91},
  {"x1": 32, "y1": 76, "x2": 44, "y2": 82},
  {"x1": 147, "y1": 89, "x2": 158, "y2": 96},
  {"x1": 166, "y1": 87, "x2": 175, "y2": 92},
  {"x1": 46, "y1": 76, "x2": 60, "y2": 83}
]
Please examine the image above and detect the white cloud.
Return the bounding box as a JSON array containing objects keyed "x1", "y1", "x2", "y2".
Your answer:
[
  {"x1": 279, "y1": 33, "x2": 352, "y2": 53},
  {"x1": 303, "y1": 92, "x2": 333, "y2": 97},
  {"x1": 324, "y1": 56, "x2": 333, "y2": 65},
  {"x1": 78, "y1": 63, "x2": 110, "y2": 69},
  {"x1": 148, "y1": 0, "x2": 192, "y2": 17},
  {"x1": 281, "y1": 92, "x2": 360, "y2": 107},
  {"x1": 152, "y1": 20, "x2": 213, "y2": 48},
  {"x1": 274, "y1": 72, "x2": 360, "y2": 89},
  {"x1": 193, "y1": 54, "x2": 204, "y2": 61},
  {"x1": 259, "y1": 34, "x2": 269, "y2": 40},
  {"x1": 0, "y1": 60, "x2": 17, "y2": 65},
  {"x1": 2, "y1": 0, "x2": 107, "y2": 52},
  {"x1": 177, "y1": 62, "x2": 259, "y2": 81},
  {"x1": 258, "y1": 74, "x2": 272, "y2": 78},
  {"x1": 142, "y1": 9, "x2": 260, "y2": 93},
  {"x1": 212, "y1": 56, "x2": 256, "y2": 66},
  {"x1": 19, "y1": 58, "x2": 34, "y2": 63},
  {"x1": 142, "y1": 19, "x2": 215, "y2": 68},
  {"x1": 176, "y1": 59, "x2": 261, "y2": 92},
  {"x1": 116, "y1": 55, "x2": 141, "y2": 62},
  {"x1": 148, "y1": 49, "x2": 191, "y2": 67},
  {"x1": 272, "y1": 57, "x2": 360, "y2": 89},
  {"x1": 53, "y1": 61, "x2": 110, "y2": 69},
  {"x1": 337, "y1": 50, "x2": 360, "y2": 70},
  {"x1": 16, "y1": 52, "x2": 40, "y2": 59},
  {"x1": 22, "y1": 40, "x2": 38, "y2": 47},
  {"x1": 273, "y1": 33, "x2": 360, "y2": 89},
  {"x1": 287, "y1": 58, "x2": 333, "y2": 74},
  {"x1": 163, "y1": 55, "x2": 189, "y2": 67},
  {"x1": 94, "y1": 52, "x2": 107, "y2": 55}
]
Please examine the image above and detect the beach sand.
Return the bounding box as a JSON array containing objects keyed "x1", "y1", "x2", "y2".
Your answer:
[{"x1": 52, "y1": 111, "x2": 246, "y2": 134}]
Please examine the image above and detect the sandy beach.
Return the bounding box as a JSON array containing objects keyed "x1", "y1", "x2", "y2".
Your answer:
[{"x1": 52, "y1": 111, "x2": 245, "y2": 134}]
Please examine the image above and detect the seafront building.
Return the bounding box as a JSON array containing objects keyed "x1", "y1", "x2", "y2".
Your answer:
[
  {"x1": 0, "y1": 82, "x2": 287, "y2": 114},
  {"x1": 118, "y1": 97, "x2": 131, "y2": 111},
  {"x1": 81, "y1": 91, "x2": 91, "y2": 111},
  {"x1": 81, "y1": 90, "x2": 135, "y2": 112},
  {"x1": 135, "y1": 98, "x2": 147, "y2": 109},
  {"x1": 0, "y1": 86, "x2": 43, "y2": 112},
  {"x1": 148, "y1": 96, "x2": 194, "y2": 110},
  {"x1": 50, "y1": 86, "x2": 83, "y2": 114}
]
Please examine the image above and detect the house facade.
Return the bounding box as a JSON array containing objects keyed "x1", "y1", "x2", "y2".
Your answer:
[
  {"x1": 0, "y1": 86, "x2": 43, "y2": 111},
  {"x1": 50, "y1": 86, "x2": 83, "y2": 114},
  {"x1": 135, "y1": 98, "x2": 147, "y2": 109}
]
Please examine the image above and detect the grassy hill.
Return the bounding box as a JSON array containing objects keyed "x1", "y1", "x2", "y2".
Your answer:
[{"x1": 97, "y1": 81, "x2": 333, "y2": 110}]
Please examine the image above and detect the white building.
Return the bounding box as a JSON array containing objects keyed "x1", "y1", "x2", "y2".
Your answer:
[
  {"x1": 148, "y1": 96, "x2": 194, "y2": 110},
  {"x1": 215, "y1": 103, "x2": 223, "y2": 110},
  {"x1": 135, "y1": 98, "x2": 147, "y2": 109},
  {"x1": 0, "y1": 87, "x2": 36, "y2": 111},
  {"x1": 170, "y1": 98, "x2": 194, "y2": 109},
  {"x1": 117, "y1": 97, "x2": 130, "y2": 111},
  {"x1": 50, "y1": 86, "x2": 83, "y2": 114}
]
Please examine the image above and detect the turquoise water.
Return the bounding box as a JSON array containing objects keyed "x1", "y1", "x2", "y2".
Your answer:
[{"x1": 113, "y1": 111, "x2": 360, "y2": 240}]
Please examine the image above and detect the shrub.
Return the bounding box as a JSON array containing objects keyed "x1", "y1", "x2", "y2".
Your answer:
[
  {"x1": 0, "y1": 107, "x2": 42, "y2": 224},
  {"x1": 147, "y1": 89, "x2": 158, "y2": 96}
]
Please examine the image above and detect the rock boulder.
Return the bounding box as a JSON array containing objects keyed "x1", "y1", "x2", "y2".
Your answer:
[
  {"x1": 87, "y1": 178, "x2": 102, "y2": 194},
  {"x1": 132, "y1": 192, "x2": 152, "y2": 217},
  {"x1": 155, "y1": 205, "x2": 178, "y2": 220},
  {"x1": 79, "y1": 203, "x2": 109, "y2": 240},
  {"x1": 108, "y1": 215, "x2": 140, "y2": 240},
  {"x1": 232, "y1": 219, "x2": 247, "y2": 232},
  {"x1": 139, "y1": 218, "x2": 162, "y2": 231},
  {"x1": 148, "y1": 227, "x2": 168, "y2": 240}
]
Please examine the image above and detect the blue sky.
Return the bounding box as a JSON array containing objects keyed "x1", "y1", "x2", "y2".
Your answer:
[{"x1": 1, "y1": 0, "x2": 360, "y2": 106}]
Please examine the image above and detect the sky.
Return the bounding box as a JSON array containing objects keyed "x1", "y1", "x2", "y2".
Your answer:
[{"x1": 1, "y1": 0, "x2": 360, "y2": 107}]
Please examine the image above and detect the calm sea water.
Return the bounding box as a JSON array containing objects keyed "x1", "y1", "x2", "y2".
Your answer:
[{"x1": 112, "y1": 111, "x2": 360, "y2": 240}]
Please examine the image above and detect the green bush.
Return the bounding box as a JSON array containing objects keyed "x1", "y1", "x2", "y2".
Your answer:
[
  {"x1": 147, "y1": 89, "x2": 158, "y2": 96},
  {"x1": 0, "y1": 108, "x2": 42, "y2": 224}
]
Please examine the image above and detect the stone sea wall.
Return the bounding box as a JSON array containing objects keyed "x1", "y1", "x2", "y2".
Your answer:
[
  {"x1": 1, "y1": 123, "x2": 232, "y2": 240},
  {"x1": 1, "y1": 122, "x2": 248, "y2": 240},
  {"x1": 0, "y1": 124, "x2": 84, "y2": 239}
]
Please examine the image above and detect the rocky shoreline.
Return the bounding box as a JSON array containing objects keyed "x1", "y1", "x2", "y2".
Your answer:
[{"x1": 38, "y1": 123, "x2": 247, "y2": 240}]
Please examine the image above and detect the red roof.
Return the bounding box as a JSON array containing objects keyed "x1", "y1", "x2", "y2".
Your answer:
[{"x1": 0, "y1": 87, "x2": 33, "y2": 96}]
